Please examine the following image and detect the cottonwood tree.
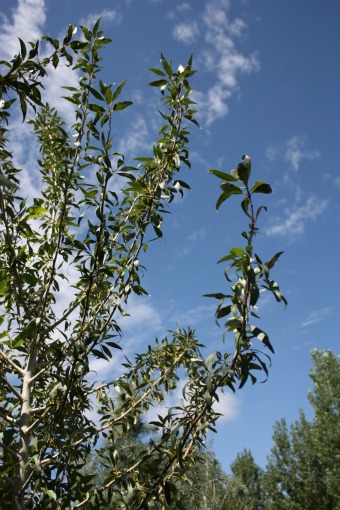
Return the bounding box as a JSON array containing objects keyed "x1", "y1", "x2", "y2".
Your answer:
[
  {"x1": 262, "y1": 350, "x2": 340, "y2": 510},
  {"x1": 0, "y1": 22, "x2": 286, "y2": 509},
  {"x1": 226, "y1": 449, "x2": 263, "y2": 510}
]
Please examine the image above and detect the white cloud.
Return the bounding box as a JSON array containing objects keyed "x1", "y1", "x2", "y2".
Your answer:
[
  {"x1": 195, "y1": 85, "x2": 231, "y2": 125},
  {"x1": 117, "y1": 115, "x2": 151, "y2": 159},
  {"x1": 173, "y1": 21, "x2": 199, "y2": 44},
  {"x1": 301, "y1": 307, "x2": 332, "y2": 328},
  {"x1": 285, "y1": 135, "x2": 320, "y2": 171},
  {"x1": 79, "y1": 9, "x2": 122, "y2": 28},
  {"x1": 119, "y1": 296, "x2": 163, "y2": 335},
  {"x1": 0, "y1": 0, "x2": 46, "y2": 60},
  {"x1": 266, "y1": 195, "x2": 328, "y2": 237},
  {"x1": 213, "y1": 389, "x2": 240, "y2": 422},
  {"x1": 229, "y1": 18, "x2": 247, "y2": 36},
  {"x1": 172, "y1": 0, "x2": 258, "y2": 126},
  {"x1": 167, "y1": 2, "x2": 191, "y2": 19},
  {"x1": 0, "y1": 1, "x2": 79, "y2": 125}
]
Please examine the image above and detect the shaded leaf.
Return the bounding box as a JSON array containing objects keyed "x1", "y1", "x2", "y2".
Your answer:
[
  {"x1": 250, "y1": 181, "x2": 272, "y2": 194},
  {"x1": 250, "y1": 326, "x2": 274, "y2": 353}
]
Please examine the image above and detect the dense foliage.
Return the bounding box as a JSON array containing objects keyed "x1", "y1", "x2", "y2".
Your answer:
[{"x1": 0, "y1": 22, "x2": 285, "y2": 509}]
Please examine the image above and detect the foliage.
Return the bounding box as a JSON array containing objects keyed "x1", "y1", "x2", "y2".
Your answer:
[
  {"x1": 0, "y1": 21, "x2": 285, "y2": 510},
  {"x1": 90, "y1": 423, "x2": 248, "y2": 510},
  {"x1": 206, "y1": 156, "x2": 287, "y2": 390},
  {"x1": 228, "y1": 449, "x2": 264, "y2": 510},
  {"x1": 262, "y1": 349, "x2": 340, "y2": 510}
]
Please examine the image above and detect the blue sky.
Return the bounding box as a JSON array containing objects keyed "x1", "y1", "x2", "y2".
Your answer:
[{"x1": 1, "y1": 0, "x2": 339, "y2": 472}]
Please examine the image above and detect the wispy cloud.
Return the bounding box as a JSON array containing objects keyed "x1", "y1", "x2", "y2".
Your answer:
[
  {"x1": 79, "y1": 9, "x2": 122, "y2": 28},
  {"x1": 266, "y1": 146, "x2": 278, "y2": 162},
  {"x1": 167, "y1": 2, "x2": 191, "y2": 19},
  {"x1": 266, "y1": 135, "x2": 320, "y2": 171},
  {"x1": 171, "y1": 304, "x2": 215, "y2": 327},
  {"x1": 285, "y1": 135, "x2": 320, "y2": 171},
  {"x1": 171, "y1": 0, "x2": 259, "y2": 126},
  {"x1": 176, "y1": 227, "x2": 207, "y2": 258},
  {"x1": 187, "y1": 228, "x2": 207, "y2": 242},
  {"x1": 266, "y1": 195, "x2": 328, "y2": 237},
  {"x1": 301, "y1": 307, "x2": 332, "y2": 328}
]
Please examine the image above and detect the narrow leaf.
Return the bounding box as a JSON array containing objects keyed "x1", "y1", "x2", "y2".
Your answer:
[
  {"x1": 250, "y1": 326, "x2": 274, "y2": 353},
  {"x1": 209, "y1": 169, "x2": 238, "y2": 182}
]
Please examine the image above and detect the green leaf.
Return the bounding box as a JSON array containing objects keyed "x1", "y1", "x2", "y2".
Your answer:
[
  {"x1": 220, "y1": 182, "x2": 243, "y2": 194},
  {"x1": 164, "y1": 481, "x2": 172, "y2": 505},
  {"x1": 250, "y1": 326, "x2": 274, "y2": 353},
  {"x1": 262, "y1": 280, "x2": 288, "y2": 306},
  {"x1": 0, "y1": 173, "x2": 18, "y2": 189},
  {"x1": 241, "y1": 197, "x2": 251, "y2": 218},
  {"x1": 236, "y1": 161, "x2": 250, "y2": 185},
  {"x1": 149, "y1": 79, "x2": 168, "y2": 89},
  {"x1": 112, "y1": 101, "x2": 133, "y2": 111},
  {"x1": 256, "y1": 205, "x2": 268, "y2": 219},
  {"x1": 80, "y1": 25, "x2": 92, "y2": 41},
  {"x1": 45, "y1": 489, "x2": 57, "y2": 500},
  {"x1": 203, "y1": 293, "x2": 229, "y2": 300},
  {"x1": 87, "y1": 86, "x2": 104, "y2": 101},
  {"x1": 209, "y1": 169, "x2": 238, "y2": 181},
  {"x1": 216, "y1": 184, "x2": 243, "y2": 211},
  {"x1": 18, "y1": 38, "x2": 26, "y2": 59},
  {"x1": 19, "y1": 96, "x2": 27, "y2": 121},
  {"x1": 205, "y1": 351, "x2": 216, "y2": 371},
  {"x1": 250, "y1": 286, "x2": 260, "y2": 306},
  {"x1": 250, "y1": 181, "x2": 272, "y2": 194},
  {"x1": 204, "y1": 389, "x2": 213, "y2": 409},
  {"x1": 93, "y1": 18, "x2": 101, "y2": 37},
  {"x1": 266, "y1": 251, "x2": 284, "y2": 269},
  {"x1": 87, "y1": 103, "x2": 105, "y2": 113},
  {"x1": 206, "y1": 375, "x2": 214, "y2": 395},
  {"x1": 230, "y1": 247, "x2": 245, "y2": 257},
  {"x1": 52, "y1": 53, "x2": 59, "y2": 68},
  {"x1": 112, "y1": 79, "x2": 128, "y2": 102},
  {"x1": 216, "y1": 305, "x2": 232, "y2": 319},
  {"x1": 147, "y1": 67, "x2": 166, "y2": 76},
  {"x1": 161, "y1": 56, "x2": 172, "y2": 76},
  {"x1": 226, "y1": 318, "x2": 242, "y2": 331},
  {"x1": 27, "y1": 206, "x2": 48, "y2": 220}
]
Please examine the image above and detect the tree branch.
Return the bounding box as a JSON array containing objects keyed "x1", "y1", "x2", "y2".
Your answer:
[
  {"x1": 0, "y1": 348, "x2": 25, "y2": 376},
  {"x1": 0, "y1": 440, "x2": 21, "y2": 461},
  {"x1": 0, "y1": 408, "x2": 17, "y2": 424}
]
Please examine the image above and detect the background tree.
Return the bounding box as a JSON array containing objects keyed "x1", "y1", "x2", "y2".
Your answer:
[
  {"x1": 227, "y1": 449, "x2": 264, "y2": 510},
  {"x1": 262, "y1": 350, "x2": 340, "y2": 510},
  {"x1": 0, "y1": 21, "x2": 285, "y2": 510}
]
